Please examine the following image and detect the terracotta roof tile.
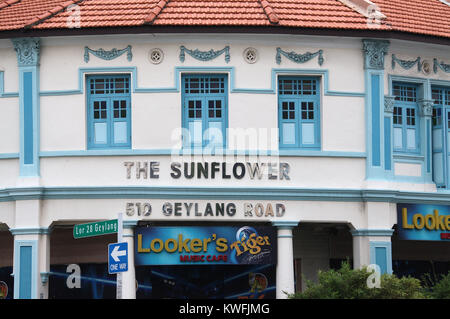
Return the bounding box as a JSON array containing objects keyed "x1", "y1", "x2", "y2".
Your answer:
[
  {"x1": 373, "y1": 0, "x2": 450, "y2": 38},
  {"x1": 0, "y1": 0, "x2": 448, "y2": 39}
]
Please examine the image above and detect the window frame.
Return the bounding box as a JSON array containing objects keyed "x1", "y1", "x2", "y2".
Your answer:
[
  {"x1": 392, "y1": 82, "x2": 420, "y2": 154},
  {"x1": 86, "y1": 74, "x2": 132, "y2": 150},
  {"x1": 278, "y1": 76, "x2": 321, "y2": 150},
  {"x1": 431, "y1": 86, "x2": 450, "y2": 188},
  {"x1": 181, "y1": 73, "x2": 228, "y2": 150}
]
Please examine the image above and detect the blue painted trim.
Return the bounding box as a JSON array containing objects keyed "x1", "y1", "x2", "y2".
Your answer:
[
  {"x1": 426, "y1": 119, "x2": 431, "y2": 173},
  {"x1": 271, "y1": 69, "x2": 364, "y2": 97},
  {"x1": 37, "y1": 67, "x2": 365, "y2": 97},
  {"x1": 371, "y1": 74, "x2": 381, "y2": 167},
  {"x1": 351, "y1": 229, "x2": 394, "y2": 236},
  {"x1": 277, "y1": 150, "x2": 365, "y2": 157},
  {"x1": 369, "y1": 241, "x2": 392, "y2": 274},
  {"x1": 38, "y1": 149, "x2": 366, "y2": 158},
  {"x1": 13, "y1": 240, "x2": 37, "y2": 299},
  {"x1": 384, "y1": 117, "x2": 392, "y2": 171},
  {"x1": 4, "y1": 186, "x2": 450, "y2": 204},
  {"x1": 0, "y1": 71, "x2": 19, "y2": 98},
  {"x1": 18, "y1": 67, "x2": 40, "y2": 177},
  {"x1": 10, "y1": 227, "x2": 50, "y2": 235},
  {"x1": 365, "y1": 69, "x2": 386, "y2": 180},
  {"x1": 19, "y1": 246, "x2": 32, "y2": 299},
  {"x1": 0, "y1": 153, "x2": 19, "y2": 159},
  {"x1": 123, "y1": 220, "x2": 139, "y2": 228},
  {"x1": 429, "y1": 79, "x2": 450, "y2": 87},
  {"x1": 393, "y1": 153, "x2": 424, "y2": 161},
  {"x1": 272, "y1": 221, "x2": 299, "y2": 228},
  {"x1": 23, "y1": 72, "x2": 33, "y2": 165}
]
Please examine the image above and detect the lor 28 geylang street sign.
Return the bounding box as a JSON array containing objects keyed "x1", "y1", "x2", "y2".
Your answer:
[
  {"x1": 397, "y1": 203, "x2": 450, "y2": 241},
  {"x1": 73, "y1": 219, "x2": 118, "y2": 239},
  {"x1": 135, "y1": 226, "x2": 277, "y2": 265}
]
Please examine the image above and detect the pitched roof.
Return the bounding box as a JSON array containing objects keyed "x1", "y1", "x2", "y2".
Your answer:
[
  {"x1": 375, "y1": 0, "x2": 450, "y2": 38},
  {"x1": 0, "y1": 0, "x2": 448, "y2": 40}
]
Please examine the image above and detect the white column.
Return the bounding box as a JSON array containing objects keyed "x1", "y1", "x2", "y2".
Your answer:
[
  {"x1": 121, "y1": 221, "x2": 137, "y2": 299},
  {"x1": 272, "y1": 221, "x2": 298, "y2": 299},
  {"x1": 351, "y1": 232, "x2": 370, "y2": 270}
]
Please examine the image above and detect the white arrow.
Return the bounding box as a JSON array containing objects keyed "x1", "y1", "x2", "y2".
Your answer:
[{"x1": 111, "y1": 245, "x2": 126, "y2": 262}]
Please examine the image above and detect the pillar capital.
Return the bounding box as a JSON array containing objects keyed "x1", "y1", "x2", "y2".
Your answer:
[
  {"x1": 272, "y1": 220, "x2": 299, "y2": 229},
  {"x1": 11, "y1": 38, "x2": 41, "y2": 67},
  {"x1": 350, "y1": 229, "x2": 394, "y2": 237},
  {"x1": 419, "y1": 99, "x2": 434, "y2": 117},
  {"x1": 123, "y1": 220, "x2": 139, "y2": 229},
  {"x1": 384, "y1": 95, "x2": 395, "y2": 114},
  {"x1": 9, "y1": 227, "x2": 51, "y2": 236},
  {"x1": 362, "y1": 39, "x2": 390, "y2": 70}
]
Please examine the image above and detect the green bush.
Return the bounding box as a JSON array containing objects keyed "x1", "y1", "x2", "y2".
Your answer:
[
  {"x1": 288, "y1": 261, "x2": 425, "y2": 299},
  {"x1": 370, "y1": 274, "x2": 425, "y2": 299},
  {"x1": 427, "y1": 272, "x2": 450, "y2": 299}
]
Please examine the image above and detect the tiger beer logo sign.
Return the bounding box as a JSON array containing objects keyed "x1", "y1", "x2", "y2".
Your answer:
[{"x1": 135, "y1": 226, "x2": 277, "y2": 265}]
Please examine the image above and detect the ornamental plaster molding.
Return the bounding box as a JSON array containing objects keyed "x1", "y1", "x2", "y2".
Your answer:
[
  {"x1": 419, "y1": 99, "x2": 434, "y2": 117},
  {"x1": 384, "y1": 95, "x2": 395, "y2": 113},
  {"x1": 391, "y1": 54, "x2": 421, "y2": 72},
  {"x1": 362, "y1": 39, "x2": 390, "y2": 70},
  {"x1": 179, "y1": 46, "x2": 230, "y2": 63},
  {"x1": 84, "y1": 45, "x2": 133, "y2": 63},
  {"x1": 433, "y1": 58, "x2": 450, "y2": 74},
  {"x1": 276, "y1": 47, "x2": 323, "y2": 66},
  {"x1": 12, "y1": 38, "x2": 41, "y2": 67}
]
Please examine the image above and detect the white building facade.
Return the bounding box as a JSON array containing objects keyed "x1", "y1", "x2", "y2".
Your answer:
[{"x1": 0, "y1": 12, "x2": 449, "y2": 299}]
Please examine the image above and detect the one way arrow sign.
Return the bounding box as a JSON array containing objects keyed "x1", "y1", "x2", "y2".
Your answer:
[
  {"x1": 108, "y1": 242, "x2": 128, "y2": 274},
  {"x1": 111, "y1": 245, "x2": 127, "y2": 262}
]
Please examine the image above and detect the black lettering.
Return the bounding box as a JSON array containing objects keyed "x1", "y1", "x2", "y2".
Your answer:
[
  {"x1": 197, "y1": 162, "x2": 208, "y2": 179},
  {"x1": 195, "y1": 203, "x2": 201, "y2": 216},
  {"x1": 204, "y1": 203, "x2": 213, "y2": 216},
  {"x1": 211, "y1": 162, "x2": 220, "y2": 179},
  {"x1": 226, "y1": 203, "x2": 236, "y2": 216},
  {"x1": 174, "y1": 202, "x2": 182, "y2": 216},
  {"x1": 150, "y1": 161, "x2": 159, "y2": 178},
  {"x1": 184, "y1": 202, "x2": 193, "y2": 217},
  {"x1": 222, "y1": 162, "x2": 231, "y2": 179},
  {"x1": 170, "y1": 162, "x2": 181, "y2": 178},
  {"x1": 216, "y1": 203, "x2": 224, "y2": 216},
  {"x1": 184, "y1": 162, "x2": 195, "y2": 179},
  {"x1": 233, "y1": 163, "x2": 246, "y2": 179}
]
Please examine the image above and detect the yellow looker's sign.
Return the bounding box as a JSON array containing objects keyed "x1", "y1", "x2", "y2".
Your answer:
[{"x1": 397, "y1": 204, "x2": 450, "y2": 241}]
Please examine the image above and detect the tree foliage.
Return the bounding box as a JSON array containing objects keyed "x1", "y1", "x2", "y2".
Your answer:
[{"x1": 289, "y1": 261, "x2": 425, "y2": 299}]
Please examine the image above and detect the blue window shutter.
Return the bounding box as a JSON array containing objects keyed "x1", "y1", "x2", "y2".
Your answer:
[
  {"x1": 181, "y1": 74, "x2": 228, "y2": 149},
  {"x1": 206, "y1": 97, "x2": 226, "y2": 148},
  {"x1": 278, "y1": 76, "x2": 320, "y2": 150},
  {"x1": 279, "y1": 99, "x2": 299, "y2": 147},
  {"x1": 87, "y1": 75, "x2": 131, "y2": 149},
  {"x1": 431, "y1": 86, "x2": 450, "y2": 189}
]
